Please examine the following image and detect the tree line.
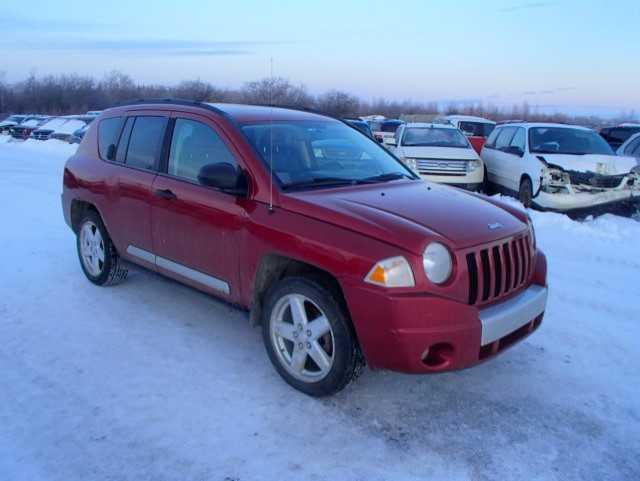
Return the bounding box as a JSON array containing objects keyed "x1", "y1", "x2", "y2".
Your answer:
[{"x1": 0, "y1": 71, "x2": 634, "y2": 127}]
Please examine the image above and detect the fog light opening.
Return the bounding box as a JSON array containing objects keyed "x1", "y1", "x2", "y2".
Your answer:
[{"x1": 421, "y1": 342, "x2": 454, "y2": 368}]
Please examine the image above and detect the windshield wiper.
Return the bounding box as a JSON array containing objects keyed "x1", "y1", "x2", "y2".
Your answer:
[
  {"x1": 282, "y1": 177, "x2": 361, "y2": 190},
  {"x1": 358, "y1": 172, "x2": 414, "y2": 183}
]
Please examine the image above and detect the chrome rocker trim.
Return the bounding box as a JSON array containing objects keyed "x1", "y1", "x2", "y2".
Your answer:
[{"x1": 126, "y1": 245, "x2": 230, "y2": 295}]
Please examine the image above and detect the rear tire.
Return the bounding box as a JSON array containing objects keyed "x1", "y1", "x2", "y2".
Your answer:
[
  {"x1": 76, "y1": 211, "x2": 127, "y2": 286},
  {"x1": 261, "y1": 277, "x2": 360, "y2": 397},
  {"x1": 482, "y1": 166, "x2": 493, "y2": 195},
  {"x1": 519, "y1": 177, "x2": 533, "y2": 208}
]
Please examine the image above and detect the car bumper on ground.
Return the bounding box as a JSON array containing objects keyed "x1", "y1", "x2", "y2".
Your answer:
[
  {"x1": 343, "y1": 251, "x2": 548, "y2": 373},
  {"x1": 534, "y1": 186, "x2": 640, "y2": 213}
]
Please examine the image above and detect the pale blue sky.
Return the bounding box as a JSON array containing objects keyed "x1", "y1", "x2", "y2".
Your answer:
[{"x1": 2, "y1": 0, "x2": 639, "y2": 116}]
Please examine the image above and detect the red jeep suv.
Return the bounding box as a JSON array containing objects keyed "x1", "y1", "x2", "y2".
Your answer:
[{"x1": 61, "y1": 100, "x2": 548, "y2": 396}]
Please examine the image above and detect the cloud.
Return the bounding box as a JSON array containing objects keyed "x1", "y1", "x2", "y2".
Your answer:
[
  {"x1": 523, "y1": 87, "x2": 576, "y2": 95},
  {"x1": 0, "y1": 15, "x2": 107, "y2": 32},
  {"x1": 499, "y1": 2, "x2": 558, "y2": 13},
  {"x1": 4, "y1": 38, "x2": 287, "y2": 56}
]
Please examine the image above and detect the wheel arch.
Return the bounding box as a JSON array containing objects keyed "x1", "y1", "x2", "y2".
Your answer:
[
  {"x1": 70, "y1": 199, "x2": 103, "y2": 234},
  {"x1": 249, "y1": 254, "x2": 351, "y2": 329}
]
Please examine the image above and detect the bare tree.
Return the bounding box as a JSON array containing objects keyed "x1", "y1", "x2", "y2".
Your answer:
[
  {"x1": 240, "y1": 77, "x2": 313, "y2": 108},
  {"x1": 316, "y1": 90, "x2": 360, "y2": 117}
]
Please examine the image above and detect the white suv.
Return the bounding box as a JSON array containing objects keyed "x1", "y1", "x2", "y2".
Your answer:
[
  {"x1": 481, "y1": 122, "x2": 640, "y2": 213},
  {"x1": 389, "y1": 122, "x2": 484, "y2": 191}
]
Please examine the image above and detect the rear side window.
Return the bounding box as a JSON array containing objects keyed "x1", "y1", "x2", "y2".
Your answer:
[
  {"x1": 168, "y1": 119, "x2": 237, "y2": 183},
  {"x1": 510, "y1": 128, "x2": 526, "y2": 151},
  {"x1": 98, "y1": 117, "x2": 124, "y2": 160},
  {"x1": 495, "y1": 127, "x2": 517, "y2": 150},
  {"x1": 125, "y1": 116, "x2": 168, "y2": 170},
  {"x1": 485, "y1": 128, "x2": 500, "y2": 148}
]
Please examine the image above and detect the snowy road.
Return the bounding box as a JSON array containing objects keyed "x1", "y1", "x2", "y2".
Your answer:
[{"x1": 1, "y1": 137, "x2": 639, "y2": 481}]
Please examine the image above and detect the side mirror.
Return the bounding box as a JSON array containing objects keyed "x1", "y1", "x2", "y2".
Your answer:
[
  {"x1": 505, "y1": 145, "x2": 524, "y2": 157},
  {"x1": 383, "y1": 137, "x2": 397, "y2": 147},
  {"x1": 106, "y1": 144, "x2": 117, "y2": 161},
  {"x1": 198, "y1": 162, "x2": 248, "y2": 196}
]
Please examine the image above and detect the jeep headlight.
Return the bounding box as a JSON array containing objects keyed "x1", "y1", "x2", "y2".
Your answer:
[
  {"x1": 423, "y1": 242, "x2": 453, "y2": 285},
  {"x1": 365, "y1": 256, "x2": 415, "y2": 288},
  {"x1": 467, "y1": 159, "x2": 481, "y2": 172},
  {"x1": 404, "y1": 157, "x2": 418, "y2": 172}
]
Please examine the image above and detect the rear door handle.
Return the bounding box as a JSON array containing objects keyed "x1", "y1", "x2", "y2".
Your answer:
[{"x1": 154, "y1": 188, "x2": 177, "y2": 200}]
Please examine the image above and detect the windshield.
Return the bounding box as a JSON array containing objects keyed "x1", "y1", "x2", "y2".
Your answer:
[
  {"x1": 459, "y1": 121, "x2": 495, "y2": 138},
  {"x1": 529, "y1": 127, "x2": 614, "y2": 155},
  {"x1": 241, "y1": 120, "x2": 416, "y2": 190},
  {"x1": 402, "y1": 127, "x2": 470, "y2": 148},
  {"x1": 380, "y1": 121, "x2": 402, "y2": 133}
]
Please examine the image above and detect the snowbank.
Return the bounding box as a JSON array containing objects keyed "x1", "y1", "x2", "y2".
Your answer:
[{"x1": 0, "y1": 140, "x2": 638, "y2": 481}]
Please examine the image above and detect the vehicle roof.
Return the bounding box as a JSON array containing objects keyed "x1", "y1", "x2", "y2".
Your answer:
[
  {"x1": 496, "y1": 122, "x2": 592, "y2": 131},
  {"x1": 444, "y1": 115, "x2": 495, "y2": 124},
  {"x1": 617, "y1": 123, "x2": 640, "y2": 128},
  {"x1": 104, "y1": 100, "x2": 333, "y2": 123},
  {"x1": 404, "y1": 122, "x2": 458, "y2": 129}
]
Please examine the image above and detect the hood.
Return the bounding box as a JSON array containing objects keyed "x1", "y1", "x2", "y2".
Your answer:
[
  {"x1": 540, "y1": 153, "x2": 637, "y2": 175},
  {"x1": 400, "y1": 146, "x2": 479, "y2": 160},
  {"x1": 281, "y1": 181, "x2": 526, "y2": 254}
]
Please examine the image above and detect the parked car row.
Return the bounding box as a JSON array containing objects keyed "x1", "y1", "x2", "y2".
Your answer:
[
  {"x1": 0, "y1": 111, "x2": 101, "y2": 142},
  {"x1": 346, "y1": 114, "x2": 640, "y2": 215}
]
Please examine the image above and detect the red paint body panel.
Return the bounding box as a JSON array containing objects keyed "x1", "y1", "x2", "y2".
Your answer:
[
  {"x1": 469, "y1": 136, "x2": 486, "y2": 154},
  {"x1": 61, "y1": 102, "x2": 548, "y2": 373}
]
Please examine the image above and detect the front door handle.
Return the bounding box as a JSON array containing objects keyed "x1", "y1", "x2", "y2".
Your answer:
[{"x1": 154, "y1": 188, "x2": 177, "y2": 200}]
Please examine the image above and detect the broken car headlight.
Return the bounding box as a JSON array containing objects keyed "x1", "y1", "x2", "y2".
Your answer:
[{"x1": 541, "y1": 168, "x2": 570, "y2": 192}]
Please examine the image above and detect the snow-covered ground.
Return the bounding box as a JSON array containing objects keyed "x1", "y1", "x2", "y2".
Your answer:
[{"x1": 1, "y1": 137, "x2": 638, "y2": 481}]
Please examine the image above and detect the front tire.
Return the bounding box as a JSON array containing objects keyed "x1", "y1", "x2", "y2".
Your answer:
[
  {"x1": 261, "y1": 277, "x2": 360, "y2": 397},
  {"x1": 519, "y1": 177, "x2": 533, "y2": 208},
  {"x1": 76, "y1": 211, "x2": 127, "y2": 286}
]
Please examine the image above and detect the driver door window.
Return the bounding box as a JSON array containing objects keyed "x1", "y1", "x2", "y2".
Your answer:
[
  {"x1": 168, "y1": 118, "x2": 238, "y2": 183},
  {"x1": 509, "y1": 128, "x2": 526, "y2": 153}
]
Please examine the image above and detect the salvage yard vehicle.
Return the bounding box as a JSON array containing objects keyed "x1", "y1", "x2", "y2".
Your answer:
[
  {"x1": 0, "y1": 114, "x2": 28, "y2": 134},
  {"x1": 31, "y1": 116, "x2": 90, "y2": 141},
  {"x1": 388, "y1": 122, "x2": 484, "y2": 191},
  {"x1": 9, "y1": 116, "x2": 50, "y2": 140},
  {"x1": 440, "y1": 115, "x2": 496, "y2": 154},
  {"x1": 481, "y1": 122, "x2": 640, "y2": 214},
  {"x1": 600, "y1": 123, "x2": 640, "y2": 150},
  {"x1": 616, "y1": 132, "x2": 640, "y2": 161},
  {"x1": 369, "y1": 118, "x2": 404, "y2": 144},
  {"x1": 343, "y1": 117, "x2": 374, "y2": 138},
  {"x1": 62, "y1": 100, "x2": 548, "y2": 396}
]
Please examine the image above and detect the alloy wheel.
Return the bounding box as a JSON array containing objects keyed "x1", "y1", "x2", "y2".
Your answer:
[{"x1": 270, "y1": 294, "x2": 335, "y2": 383}]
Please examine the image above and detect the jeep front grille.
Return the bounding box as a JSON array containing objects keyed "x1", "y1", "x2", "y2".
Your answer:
[{"x1": 465, "y1": 233, "x2": 533, "y2": 306}]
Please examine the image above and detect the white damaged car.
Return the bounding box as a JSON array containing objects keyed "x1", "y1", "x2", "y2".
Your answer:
[{"x1": 481, "y1": 122, "x2": 639, "y2": 213}]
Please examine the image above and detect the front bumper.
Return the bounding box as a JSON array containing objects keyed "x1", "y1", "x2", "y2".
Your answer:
[
  {"x1": 342, "y1": 252, "x2": 548, "y2": 373},
  {"x1": 534, "y1": 185, "x2": 640, "y2": 213},
  {"x1": 418, "y1": 169, "x2": 483, "y2": 190}
]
